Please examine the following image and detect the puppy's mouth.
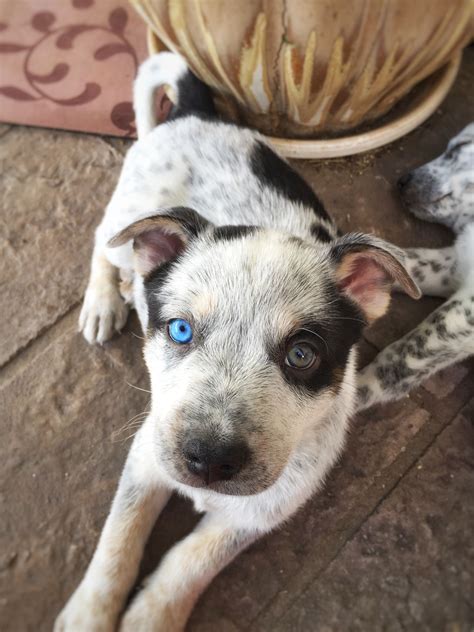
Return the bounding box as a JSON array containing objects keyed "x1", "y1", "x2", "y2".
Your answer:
[
  {"x1": 179, "y1": 472, "x2": 243, "y2": 495},
  {"x1": 170, "y1": 462, "x2": 276, "y2": 496},
  {"x1": 400, "y1": 188, "x2": 452, "y2": 215}
]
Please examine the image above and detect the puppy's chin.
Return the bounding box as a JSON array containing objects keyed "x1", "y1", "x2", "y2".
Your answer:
[
  {"x1": 402, "y1": 202, "x2": 438, "y2": 221},
  {"x1": 402, "y1": 197, "x2": 452, "y2": 224}
]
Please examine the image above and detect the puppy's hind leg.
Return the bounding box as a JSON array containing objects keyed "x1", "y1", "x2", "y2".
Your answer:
[
  {"x1": 79, "y1": 240, "x2": 129, "y2": 344},
  {"x1": 356, "y1": 289, "x2": 474, "y2": 410}
]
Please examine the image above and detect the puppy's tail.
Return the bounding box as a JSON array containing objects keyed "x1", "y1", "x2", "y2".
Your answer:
[{"x1": 133, "y1": 52, "x2": 216, "y2": 139}]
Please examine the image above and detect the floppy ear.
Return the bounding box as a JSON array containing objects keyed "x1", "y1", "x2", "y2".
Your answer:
[
  {"x1": 331, "y1": 233, "x2": 421, "y2": 322},
  {"x1": 108, "y1": 207, "x2": 211, "y2": 276}
]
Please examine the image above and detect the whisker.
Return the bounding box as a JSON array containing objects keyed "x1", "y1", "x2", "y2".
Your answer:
[
  {"x1": 122, "y1": 414, "x2": 148, "y2": 428},
  {"x1": 296, "y1": 327, "x2": 329, "y2": 354},
  {"x1": 112, "y1": 421, "x2": 147, "y2": 443},
  {"x1": 331, "y1": 316, "x2": 367, "y2": 325},
  {"x1": 112, "y1": 416, "x2": 148, "y2": 437},
  {"x1": 124, "y1": 409, "x2": 150, "y2": 425},
  {"x1": 126, "y1": 381, "x2": 152, "y2": 394},
  {"x1": 113, "y1": 428, "x2": 142, "y2": 444},
  {"x1": 112, "y1": 405, "x2": 151, "y2": 438}
]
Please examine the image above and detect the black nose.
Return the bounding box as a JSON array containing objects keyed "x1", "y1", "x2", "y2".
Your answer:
[
  {"x1": 397, "y1": 172, "x2": 413, "y2": 189},
  {"x1": 183, "y1": 438, "x2": 249, "y2": 485}
]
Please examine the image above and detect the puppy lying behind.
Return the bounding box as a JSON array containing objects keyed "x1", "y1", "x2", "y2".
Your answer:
[
  {"x1": 397, "y1": 123, "x2": 474, "y2": 234},
  {"x1": 56, "y1": 53, "x2": 419, "y2": 631},
  {"x1": 358, "y1": 124, "x2": 474, "y2": 409}
]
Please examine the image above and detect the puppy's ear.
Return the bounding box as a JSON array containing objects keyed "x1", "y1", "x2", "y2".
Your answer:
[
  {"x1": 331, "y1": 233, "x2": 421, "y2": 322},
  {"x1": 108, "y1": 207, "x2": 210, "y2": 276}
]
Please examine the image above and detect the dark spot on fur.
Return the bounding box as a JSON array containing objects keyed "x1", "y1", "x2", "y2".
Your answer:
[
  {"x1": 285, "y1": 236, "x2": 302, "y2": 247},
  {"x1": 250, "y1": 141, "x2": 332, "y2": 223},
  {"x1": 430, "y1": 261, "x2": 442, "y2": 273},
  {"x1": 358, "y1": 385, "x2": 370, "y2": 404},
  {"x1": 413, "y1": 268, "x2": 425, "y2": 282},
  {"x1": 163, "y1": 206, "x2": 211, "y2": 238},
  {"x1": 376, "y1": 361, "x2": 415, "y2": 387},
  {"x1": 213, "y1": 225, "x2": 257, "y2": 241},
  {"x1": 168, "y1": 70, "x2": 216, "y2": 121},
  {"x1": 412, "y1": 333, "x2": 426, "y2": 348},
  {"x1": 310, "y1": 223, "x2": 333, "y2": 243},
  {"x1": 144, "y1": 257, "x2": 182, "y2": 331}
]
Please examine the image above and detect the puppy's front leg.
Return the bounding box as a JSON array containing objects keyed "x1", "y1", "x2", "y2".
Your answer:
[
  {"x1": 79, "y1": 240, "x2": 129, "y2": 344},
  {"x1": 356, "y1": 289, "x2": 474, "y2": 410},
  {"x1": 120, "y1": 513, "x2": 258, "y2": 632},
  {"x1": 55, "y1": 427, "x2": 171, "y2": 632},
  {"x1": 401, "y1": 246, "x2": 458, "y2": 298}
]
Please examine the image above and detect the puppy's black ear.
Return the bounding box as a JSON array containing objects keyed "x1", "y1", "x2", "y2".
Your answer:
[
  {"x1": 108, "y1": 207, "x2": 211, "y2": 276},
  {"x1": 331, "y1": 233, "x2": 421, "y2": 322}
]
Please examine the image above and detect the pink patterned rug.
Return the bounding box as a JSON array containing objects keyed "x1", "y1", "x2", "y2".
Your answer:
[{"x1": 0, "y1": 0, "x2": 149, "y2": 137}]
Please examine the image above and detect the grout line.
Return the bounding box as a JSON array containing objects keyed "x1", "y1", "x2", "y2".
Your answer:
[
  {"x1": 0, "y1": 125, "x2": 13, "y2": 140},
  {"x1": 0, "y1": 302, "x2": 82, "y2": 385}
]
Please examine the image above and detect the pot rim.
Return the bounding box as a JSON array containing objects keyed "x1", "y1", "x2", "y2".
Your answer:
[{"x1": 146, "y1": 28, "x2": 461, "y2": 160}]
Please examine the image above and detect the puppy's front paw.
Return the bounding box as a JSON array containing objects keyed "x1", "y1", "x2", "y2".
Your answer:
[
  {"x1": 54, "y1": 586, "x2": 117, "y2": 632},
  {"x1": 79, "y1": 282, "x2": 129, "y2": 345},
  {"x1": 356, "y1": 363, "x2": 382, "y2": 412},
  {"x1": 119, "y1": 590, "x2": 184, "y2": 632}
]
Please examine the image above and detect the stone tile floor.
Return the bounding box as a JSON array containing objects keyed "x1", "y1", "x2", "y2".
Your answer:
[{"x1": 1, "y1": 49, "x2": 473, "y2": 632}]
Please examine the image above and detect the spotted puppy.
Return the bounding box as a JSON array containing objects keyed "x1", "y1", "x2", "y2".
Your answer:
[
  {"x1": 56, "y1": 53, "x2": 419, "y2": 632},
  {"x1": 358, "y1": 123, "x2": 474, "y2": 410}
]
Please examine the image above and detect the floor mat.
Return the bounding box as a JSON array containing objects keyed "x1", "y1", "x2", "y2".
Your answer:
[{"x1": 0, "y1": 0, "x2": 149, "y2": 137}]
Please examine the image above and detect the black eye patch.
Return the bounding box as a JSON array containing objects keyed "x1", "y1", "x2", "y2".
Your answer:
[{"x1": 271, "y1": 292, "x2": 366, "y2": 394}]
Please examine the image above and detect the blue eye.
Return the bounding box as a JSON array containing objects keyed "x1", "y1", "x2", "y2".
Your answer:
[{"x1": 168, "y1": 319, "x2": 193, "y2": 344}]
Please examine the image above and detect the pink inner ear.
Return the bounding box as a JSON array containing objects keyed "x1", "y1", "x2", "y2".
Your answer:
[
  {"x1": 135, "y1": 229, "x2": 185, "y2": 274},
  {"x1": 339, "y1": 256, "x2": 387, "y2": 293},
  {"x1": 154, "y1": 86, "x2": 173, "y2": 124},
  {"x1": 338, "y1": 255, "x2": 391, "y2": 318}
]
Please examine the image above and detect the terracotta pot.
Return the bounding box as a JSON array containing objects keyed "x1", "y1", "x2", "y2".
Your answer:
[{"x1": 131, "y1": 0, "x2": 473, "y2": 138}]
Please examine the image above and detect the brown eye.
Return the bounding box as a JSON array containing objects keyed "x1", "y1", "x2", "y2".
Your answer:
[{"x1": 285, "y1": 342, "x2": 318, "y2": 370}]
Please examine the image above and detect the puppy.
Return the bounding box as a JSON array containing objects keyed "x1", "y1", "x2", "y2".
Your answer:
[
  {"x1": 397, "y1": 123, "x2": 474, "y2": 233},
  {"x1": 56, "y1": 53, "x2": 419, "y2": 632},
  {"x1": 358, "y1": 124, "x2": 474, "y2": 410}
]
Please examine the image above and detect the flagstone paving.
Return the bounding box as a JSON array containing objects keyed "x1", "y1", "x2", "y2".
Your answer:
[{"x1": 1, "y1": 49, "x2": 472, "y2": 632}]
